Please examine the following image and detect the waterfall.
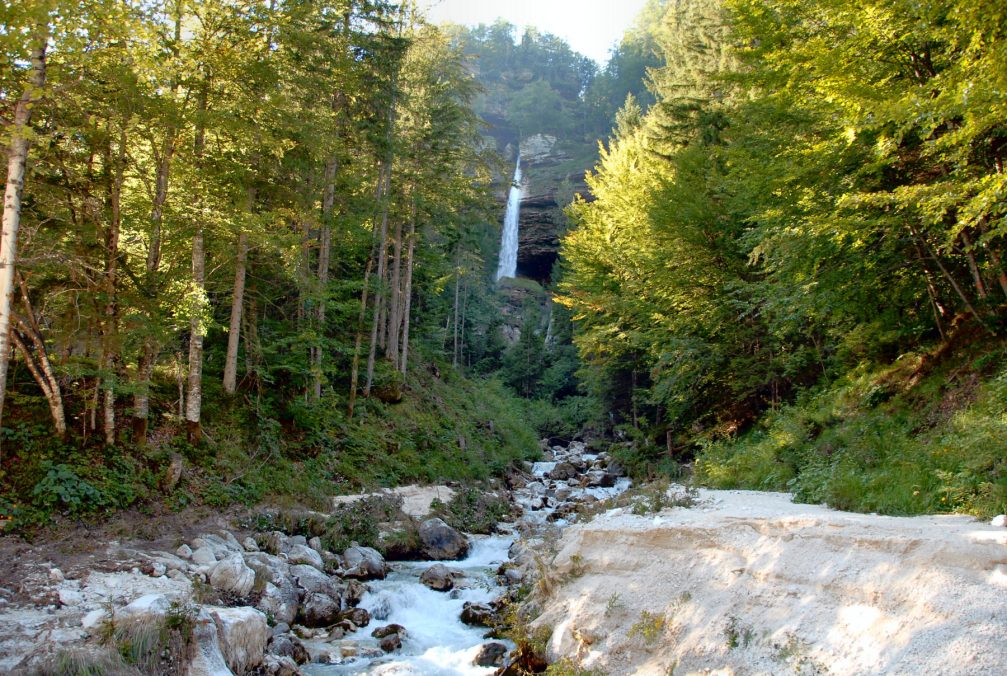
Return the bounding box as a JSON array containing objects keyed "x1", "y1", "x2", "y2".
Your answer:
[{"x1": 495, "y1": 158, "x2": 522, "y2": 281}]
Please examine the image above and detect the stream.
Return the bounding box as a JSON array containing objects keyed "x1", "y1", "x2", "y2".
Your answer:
[{"x1": 303, "y1": 442, "x2": 631, "y2": 675}]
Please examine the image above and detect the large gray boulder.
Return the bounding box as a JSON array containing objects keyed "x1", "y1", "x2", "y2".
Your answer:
[
  {"x1": 290, "y1": 564, "x2": 339, "y2": 598},
  {"x1": 298, "y1": 592, "x2": 341, "y2": 628},
  {"x1": 418, "y1": 518, "x2": 469, "y2": 560},
  {"x1": 286, "y1": 543, "x2": 324, "y2": 571},
  {"x1": 209, "y1": 555, "x2": 256, "y2": 598},
  {"x1": 209, "y1": 606, "x2": 270, "y2": 674},
  {"x1": 342, "y1": 545, "x2": 388, "y2": 580}
]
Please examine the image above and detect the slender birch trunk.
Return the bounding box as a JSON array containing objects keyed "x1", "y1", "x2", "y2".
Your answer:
[
  {"x1": 223, "y1": 186, "x2": 254, "y2": 395},
  {"x1": 0, "y1": 30, "x2": 47, "y2": 439},
  {"x1": 11, "y1": 311, "x2": 65, "y2": 438},
  {"x1": 185, "y1": 79, "x2": 209, "y2": 443}
]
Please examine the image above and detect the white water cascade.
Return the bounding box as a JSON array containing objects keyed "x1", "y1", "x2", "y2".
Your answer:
[{"x1": 495, "y1": 158, "x2": 522, "y2": 281}]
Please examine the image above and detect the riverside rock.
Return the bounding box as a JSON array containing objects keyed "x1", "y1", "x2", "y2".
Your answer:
[
  {"x1": 342, "y1": 545, "x2": 388, "y2": 580},
  {"x1": 418, "y1": 518, "x2": 469, "y2": 560},
  {"x1": 208, "y1": 606, "x2": 270, "y2": 673},
  {"x1": 473, "y1": 642, "x2": 508, "y2": 667},
  {"x1": 419, "y1": 563, "x2": 463, "y2": 591},
  {"x1": 286, "y1": 543, "x2": 324, "y2": 571},
  {"x1": 460, "y1": 602, "x2": 495, "y2": 627},
  {"x1": 298, "y1": 592, "x2": 341, "y2": 628},
  {"x1": 209, "y1": 555, "x2": 256, "y2": 597}
]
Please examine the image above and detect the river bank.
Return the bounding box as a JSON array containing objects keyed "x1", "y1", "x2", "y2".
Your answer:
[{"x1": 3, "y1": 444, "x2": 1006, "y2": 675}]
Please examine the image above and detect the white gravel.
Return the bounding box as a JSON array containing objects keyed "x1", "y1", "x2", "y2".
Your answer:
[{"x1": 535, "y1": 488, "x2": 1007, "y2": 675}]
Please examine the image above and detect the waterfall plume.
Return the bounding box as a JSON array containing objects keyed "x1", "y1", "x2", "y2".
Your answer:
[{"x1": 496, "y1": 158, "x2": 522, "y2": 281}]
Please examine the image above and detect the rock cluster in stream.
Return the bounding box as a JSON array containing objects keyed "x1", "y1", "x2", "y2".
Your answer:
[{"x1": 6, "y1": 440, "x2": 629, "y2": 675}]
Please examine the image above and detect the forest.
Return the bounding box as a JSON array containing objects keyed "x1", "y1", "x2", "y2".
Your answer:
[{"x1": 1, "y1": 0, "x2": 1006, "y2": 532}]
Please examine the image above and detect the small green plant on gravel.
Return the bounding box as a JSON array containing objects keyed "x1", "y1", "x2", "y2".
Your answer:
[
  {"x1": 724, "y1": 615, "x2": 754, "y2": 649},
  {"x1": 604, "y1": 592, "x2": 623, "y2": 616},
  {"x1": 773, "y1": 633, "x2": 828, "y2": 674},
  {"x1": 628, "y1": 610, "x2": 667, "y2": 645}
]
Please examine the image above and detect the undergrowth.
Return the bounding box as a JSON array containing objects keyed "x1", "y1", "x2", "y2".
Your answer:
[
  {"x1": 695, "y1": 343, "x2": 1007, "y2": 518},
  {"x1": 0, "y1": 363, "x2": 539, "y2": 533}
]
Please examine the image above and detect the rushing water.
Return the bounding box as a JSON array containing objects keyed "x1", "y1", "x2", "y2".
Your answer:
[
  {"x1": 303, "y1": 536, "x2": 513, "y2": 675},
  {"x1": 495, "y1": 158, "x2": 522, "y2": 281}
]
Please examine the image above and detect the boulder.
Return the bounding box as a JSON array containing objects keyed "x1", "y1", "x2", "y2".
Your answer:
[
  {"x1": 188, "y1": 608, "x2": 231, "y2": 676},
  {"x1": 308, "y1": 536, "x2": 324, "y2": 553},
  {"x1": 342, "y1": 546, "x2": 388, "y2": 580},
  {"x1": 418, "y1": 518, "x2": 469, "y2": 560},
  {"x1": 460, "y1": 602, "x2": 495, "y2": 627},
  {"x1": 209, "y1": 606, "x2": 270, "y2": 673},
  {"x1": 371, "y1": 623, "x2": 406, "y2": 639},
  {"x1": 419, "y1": 564, "x2": 464, "y2": 592},
  {"x1": 287, "y1": 543, "x2": 324, "y2": 571},
  {"x1": 176, "y1": 544, "x2": 193, "y2": 559},
  {"x1": 340, "y1": 607, "x2": 370, "y2": 628},
  {"x1": 473, "y1": 642, "x2": 508, "y2": 667},
  {"x1": 372, "y1": 623, "x2": 406, "y2": 652},
  {"x1": 120, "y1": 593, "x2": 172, "y2": 618},
  {"x1": 548, "y1": 462, "x2": 578, "y2": 481},
  {"x1": 298, "y1": 592, "x2": 341, "y2": 628},
  {"x1": 242, "y1": 537, "x2": 260, "y2": 552},
  {"x1": 191, "y1": 546, "x2": 218, "y2": 567},
  {"x1": 261, "y1": 531, "x2": 288, "y2": 555},
  {"x1": 268, "y1": 633, "x2": 310, "y2": 664},
  {"x1": 344, "y1": 580, "x2": 368, "y2": 608},
  {"x1": 379, "y1": 633, "x2": 402, "y2": 652},
  {"x1": 290, "y1": 564, "x2": 338, "y2": 598},
  {"x1": 585, "y1": 470, "x2": 615, "y2": 488},
  {"x1": 257, "y1": 582, "x2": 299, "y2": 626},
  {"x1": 209, "y1": 555, "x2": 256, "y2": 597},
  {"x1": 261, "y1": 655, "x2": 299, "y2": 676}
]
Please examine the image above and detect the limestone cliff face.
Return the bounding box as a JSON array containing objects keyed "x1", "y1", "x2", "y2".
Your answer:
[{"x1": 509, "y1": 134, "x2": 590, "y2": 284}]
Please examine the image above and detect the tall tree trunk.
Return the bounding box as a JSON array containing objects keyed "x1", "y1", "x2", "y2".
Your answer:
[
  {"x1": 185, "y1": 78, "x2": 208, "y2": 443},
  {"x1": 0, "y1": 29, "x2": 47, "y2": 441},
  {"x1": 223, "y1": 186, "x2": 254, "y2": 395},
  {"x1": 101, "y1": 126, "x2": 127, "y2": 446},
  {"x1": 399, "y1": 202, "x2": 416, "y2": 376},
  {"x1": 312, "y1": 159, "x2": 336, "y2": 400},
  {"x1": 960, "y1": 231, "x2": 988, "y2": 300},
  {"x1": 387, "y1": 217, "x2": 404, "y2": 369},
  {"x1": 223, "y1": 230, "x2": 249, "y2": 395},
  {"x1": 186, "y1": 225, "x2": 205, "y2": 442},
  {"x1": 133, "y1": 6, "x2": 182, "y2": 445},
  {"x1": 365, "y1": 165, "x2": 392, "y2": 396},
  {"x1": 452, "y1": 269, "x2": 461, "y2": 368},
  {"x1": 349, "y1": 166, "x2": 388, "y2": 416}
]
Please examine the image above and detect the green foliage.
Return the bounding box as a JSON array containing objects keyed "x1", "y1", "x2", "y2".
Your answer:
[
  {"x1": 432, "y1": 485, "x2": 512, "y2": 535},
  {"x1": 695, "y1": 349, "x2": 1007, "y2": 517}
]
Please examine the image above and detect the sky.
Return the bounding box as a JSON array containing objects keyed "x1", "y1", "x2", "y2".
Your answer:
[{"x1": 421, "y1": 0, "x2": 650, "y2": 65}]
